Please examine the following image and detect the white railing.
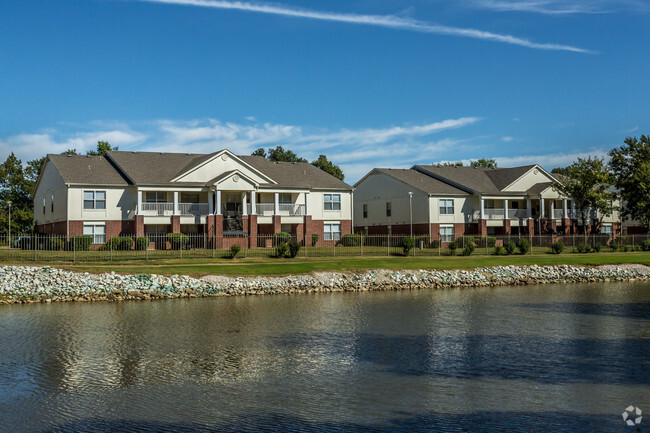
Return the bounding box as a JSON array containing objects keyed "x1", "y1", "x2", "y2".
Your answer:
[
  {"x1": 252, "y1": 203, "x2": 275, "y2": 215},
  {"x1": 248, "y1": 203, "x2": 306, "y2": 216},
  {"x1": 568, "y1": 209, "x2": 598, "y2": 220},
  {"x1": 484, "y1": 208, "x2": 505, "y2": 219},
  {"x1": 179, "y1": 203, "x2": 209, "y2": 216},
  {"x1": 552, "y1": 209, "x2": 564, "y2": 219},
  {"x1": 279, "y1": 204, "x2": 306, "y2": 216},
  {"x1": 141, "y1": 203, "x2": 174, "y2": 215},
  {"x1": 508, "y1": 209, "x2": 530, "y2": 219}
]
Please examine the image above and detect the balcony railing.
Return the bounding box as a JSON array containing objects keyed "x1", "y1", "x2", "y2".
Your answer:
[
  {"x1": 141, "y1": 202, "x2": 174, "y2": 216},
  {"x1": 508, "y1": 209, "x2": 530, "y2": 219},
  {"x1": 484, "y1": 208, "x2": 505, "y2": 219},
  {"x1": 248, "y1": 203, "x2": 306, "y2": 216},
  {"x1": 279, "y1": 204, "x2": 306, "y2": 216},
  {"x1": 552, "y1": 209, "x2": 564, "y2": 219},
  {"x1": 179, "y1": 203, "x2": 209, "y2": 216},
  {"x1": 252, "y1": 203, "x2": 275, "y2": 216}
]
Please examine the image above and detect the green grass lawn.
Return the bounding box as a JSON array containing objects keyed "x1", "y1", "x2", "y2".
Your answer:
[{"x1": 4, "y1": 252, "x2": 648, "y2": 277}]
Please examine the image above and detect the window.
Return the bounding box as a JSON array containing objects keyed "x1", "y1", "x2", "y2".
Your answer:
[
  {"x1": 180, "y1": 192, "x2": 200, "y2": 203},
  {"x1": 83, "y1": 224, "x2": 106, "y2": 244},
  {"x1": 439, "y1": 199, "x2": 454, "y2": 215},
  {"x1": 279, "y1": 193, "x2": 292, "y2": 204},
  {"x1": 42, "y1": 198, "x2": 46, "y2": 215},
  {"x1": 386, "y1": 202, "x2": 391, "y2": 217},
  {"x1": 146, "y1": 191, "x2": 167, "y2": 203},
  {"x1": 362, "y1": 204, "x2": 368, "y2": 218},
  {"x1": 324, "y1": 194, "x2": 341, "y2": 211},
  {"x1": 387, "y1": 226, "x2": 392, "y2": 235},
  {"x1": 440, "y1": 226, "x2": 454, "y2": 242},
  {"x1": 84, "y1": 191, "x2": 106, "y2": 210},
  {"x1": 602, "y1": 225, "x2": 613, "y2": 236},
  {"x1": 324, "y1": 223, "x2": 341, "y2": 241},
  {"x1": 51, "y1": 194, "x2": 54, "y2": 213}
]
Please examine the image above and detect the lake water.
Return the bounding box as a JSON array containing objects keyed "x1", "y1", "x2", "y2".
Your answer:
[{"x1": 1, "y1": 282, "x2": 649, "y2": 432}]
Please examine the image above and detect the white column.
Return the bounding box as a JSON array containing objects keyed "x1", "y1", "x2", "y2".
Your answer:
[
  {"x1": 305, "y1": 192, "x2": 310, "y2": 215},
  {"x1": 274, "y1": 192, "x2": 279, "y2": 215},
  {"x1": 527, "y1": 199, "x2": 532, "y2": 218},
  {"x1": 173, "y1": 191, "x2": 179, "y2": 215},
  {"x1": 250, "y1": 190, "x2": 256, "y2": 215},
  {"x1": 571, "y1": 199, "x2": 576, "y2": 217},
  {"x1": 480, "y1": 197, "x2": 485, "y2": 219},
  {"x1": 208, "y1": 190, "x2": 214, "y2": 215},
  {"x1": 540, "y1": 197, "x2": 545, "y2": 218},
  {"x1": 504, "y1": 199, "x2": 509, "y2": 220},
  {"x1": 242, "y1": 192, "x2": 248, "y2": 216},
  {"x1": 216, "y1": 190, "x2": 221, "y2": 216},
  {"x1": 550, "y1": 200, "x2": 555, "y2": 219},
  {"x1": 563, "y1": 199, "x2": 568, "y2": 218},
  {"x1": 137, "y1": 190, "x2": 142, "y2": 215}
]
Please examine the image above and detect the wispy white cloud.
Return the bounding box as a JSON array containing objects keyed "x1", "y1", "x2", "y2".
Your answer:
[
  {"x1": 501, "y1": 136, "x2": 514, "y2": 142},
  {"x1": 467, "y1": 0, "x2": 648, "y2": 15},
  {"x1": 136, "y1": 0, "x2": 593, "y2": 53},
  {"x1": 493, "y1": 149, "x2": 609, "y2": 170}
]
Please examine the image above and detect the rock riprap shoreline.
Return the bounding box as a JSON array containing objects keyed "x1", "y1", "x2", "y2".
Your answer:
[{"x1": 0, "y1": 264, "x2": 649, "y2": 304}]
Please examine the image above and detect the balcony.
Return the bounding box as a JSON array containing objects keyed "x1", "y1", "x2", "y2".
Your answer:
[
  {"x1": 484, "y1": 208, "x2": 505, "y2": 220},
  {"x1": 552, "y1": 209, "x2": 564, "y2": 219},
  {"x1": 179, "y1": 203, "x2": 209, "y2": 216},
  {"x1": 248, "y1": 203, "x2": 306, "y2": 216},
  {"x1": 508, "y1": 209, "x2": 531, "y2": 220},
  {"x1": 140, "y1": 202, "x2": 209, "y2": 216}
]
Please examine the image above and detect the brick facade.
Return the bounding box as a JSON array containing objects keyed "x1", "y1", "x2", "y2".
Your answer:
[{"x1": 171, "y1": 216, "x2": 181, "y2": 234}]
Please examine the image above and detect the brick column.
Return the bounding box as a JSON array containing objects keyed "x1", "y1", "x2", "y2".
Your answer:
[
  {"x1": 430, "y1": 223, "x2": 440, "y2": 244},
  {"x1": 612, "y1": 222, "x2": 621, "y2": 239},
  {"x1": 526, "y1": 219, "x2": 535, "y2": 236},
  {"x1": 478, "y1": 219, "x2": 487, "y2": 237},
  {"x1": 272, "y1": 215, "x2": 282, "y2": 233},
  {"x1": 561, "y1": 218, "x2": 571, "y2": 235},
  {"x1": 592, "y1": 218, "x2": 601, "y2": 234},
  {"x1": 540, "y1": 218, "x2": 549, "y2": 234},
  {"x1": 135, "y1": 215, "x2": 145, "y2": 237},
  {"x1": 550, "y1": 219, "x2": 557, "y2": 233},
  {"x1": 571, "y1": 219, "x2": 578, "y2": 234},
  {"x1": 503, "y1": 219, "x2": 511, "y2": 235},
  {"x1": 248, "y1": 215, "x2": 257, "y2": 249},
  {"x1": 207, "y1": 214, "x2": 215, "y2": 237},
  {"x1": 304, "y1": 216, "x2": 312, "y2": 246},
  {"x1": 241, "y1": 215, "x2": 249, "y2": 234},
  {"x1": 172, "y1": 216, "x2": 181, "y2": 233},
  {"x1": 340, "y1": 220, "x2": 352, "y2": 235}
]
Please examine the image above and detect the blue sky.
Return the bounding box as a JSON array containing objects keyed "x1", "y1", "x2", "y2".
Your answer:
[{"x1": 1, "y1": 0, "x2": 649, "y2": 182}]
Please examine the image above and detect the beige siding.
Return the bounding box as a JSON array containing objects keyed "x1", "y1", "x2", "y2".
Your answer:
[
  {"x1": 504, "y1": 167, "x2": 555, "y2": 192},
  {"x1": 428, "y1": 196, "x2": 477, "y2": 224},
  {"x1": 68, "y1": 186, "x2": 137, "y2": 221},
  {"x1": 310, "y1": 191, "x2": 353, "y2": 221},
  {"x1": 33, "y1": 162, "x2": 68, "y2": 225},
  {"x1": 175, "y1": 154, "x2": 268, "y2": 184}
]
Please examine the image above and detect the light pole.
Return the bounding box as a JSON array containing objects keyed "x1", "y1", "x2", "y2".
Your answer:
[
  {"x1": 408, "y1": 192, "x2": 413, "y2": 238},
  {"x1": 6, "y1": 200, "x2": 12, "y2": 246}
]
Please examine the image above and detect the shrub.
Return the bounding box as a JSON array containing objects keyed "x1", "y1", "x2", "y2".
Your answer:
[
  {"x1": 431, "y1": 239, "x2": 440, "y2": 249},
  {"x1": 45, "y1": 237, "x2": 64, "y2": 251},
  {"x1": 229, "y1": 244, "x2": 241, "y2": 259},
  {"x1": 593, "y1": 243, "x2": 601, "y2": 253},
  {"x1": 135, "y1": 237, "x2": 150, "y2": 251},
  {"x1": 402, "y1": 237, "x2": 415, "y2": 256},
  {"x1": 576, "y1": 243, "x2": 592, "y2": 253},
  {"x1": 414, "y1": 236, "x2": 430, "y2": 248},
  {"x1": 640, "y1": 240, "x2": 650, "y2": 252},
  {"x1": 479, "y1": 236, "x2": 496, "y2": 248},
  {"x1": 621, "y1": 245, "x2": 630, "y2": 252},
  {"x1": 287, "y1": 240, "x2": 301, "y2": 258},
  {"x1": 517, "y1": 238, "x2": 530, "y2": 255},
  {"x1": 276, "y1": 243, "x2": 289, "y2": 258},
  {"x1": 462, "y1": 243, "x2": 475, "y2": 256},
  {"x1": 105, "y1": 237, "x2": 134, "y2": 251},
  {"x1": 551, "y1": 241, "x2": 565, "y2": 254},
  {"x1": 448, "y1": 241, "x2": 458, "y2": 255},
  {"x1": 311, "y1": 233, "x2": 319, "y2": 247},
  {"x1": 456, "y1": 236, "x2": 475, "y2": 247},
  {"x1": 70, "y1": 235, "x2": 93, "y2": 251},
  {"x1": 494, "y1": 246, "x2": 506, "y2": 256},
  {"x1": 341, "y1": 234, "x2": 362, "y2": 247},
  {"x1": 275, "y1": 232, "x2": 291, "y2": 244},
  {"x1": 166, "y1": 233, "x2": 188, "y2": 250},
  {"x1": 504, "y1": 241, "x2": 517, "y2": 255}
]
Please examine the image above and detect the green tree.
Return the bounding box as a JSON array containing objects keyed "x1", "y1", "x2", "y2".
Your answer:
[
  {"x1": 551, "y1": 166, "x2": 570, "y2": 176},
  {"x1": 470, "y1": 158, "x2": 498, "y2": 168},
  {"x1": 311, "y1": 154, "x2": 344, "y2": 181},
  {"x1": 551, "y1": 156, "x2": 614, "y2": 234},
  {"x1": 266, "y1": 145, "x2": 307, "y2": 163},
  {"x1": 0, "y1": 153, "x2": 35, "y2": 234},
  {"x1": 437, "y1": 161, "x2": 464, "y2": 167},
  {"x1": 251, "y1": 148, "x2": 267, "y2": 157},
  {"x1": 87, "y1": 141, "x2": 117, "y2": 156},
  {"x1": 609, "y1": 135, "x2": 650, "y2": 232}
]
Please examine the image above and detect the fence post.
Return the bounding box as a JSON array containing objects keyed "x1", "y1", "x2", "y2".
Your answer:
[
  {"x1": 387, "y1": 235, "x2": 390, "y2": 257},
  {"x1": 34, "y1": 234, "x2": 37, "y2": 262},
  {"x1": 73, "y1": 236, "x2": 76, "y2": 263},
  {"x1": 244, "y1": 235, "x2": 248, "y2": 258},
  {"x1": 633, "y1": 234, "x2": 635, "y2": 250},
  {"x1": 110, "y1": 236, "x2": 113, "y2": 261}
]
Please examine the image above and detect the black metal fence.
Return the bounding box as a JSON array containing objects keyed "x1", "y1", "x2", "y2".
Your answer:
[{"x1": 0, "y1": 233, "x2": 648, "y2": 262}]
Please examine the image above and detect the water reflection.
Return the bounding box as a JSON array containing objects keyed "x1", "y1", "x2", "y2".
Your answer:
[{"x1": 0, "y1": 282, "x2": 649, "y2": 432}]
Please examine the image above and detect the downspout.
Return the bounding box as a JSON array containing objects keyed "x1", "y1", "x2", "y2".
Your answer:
[
  {"x1": 350, "y1": 190, "x2": 354, "y2": 234},
  {"x1": 428, "y1": 194, "x2": 432, "y2": 241},
  {"x1": 66, "y1": 184, "x2": 70, "y2": 241}
]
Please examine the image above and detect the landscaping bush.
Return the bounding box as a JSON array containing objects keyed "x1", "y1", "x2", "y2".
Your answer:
[
  {"x1": 504, "y1": 241, "x2": 517, "y2": 255},
  {"x1": 494, "y1": 246, "x2": 506, "y2": 256},
  {"x1": 105, "y1": 237, "x2": 134, "y2": 251},
  {"x1": 276, "y1": 242, "x2": 289, "y2": 258},
  {"x1": 166, "y1": 233, "x2": 188, "y2": 250},
  {"x1": 135, "y1": 237, "x2": 150, "y2": 251},
  {"x1": 70, "y1": 235, "x2": 93, "y2": 251},
  {"x1": 275, "y1": 232, "x2": 291, "y2": 244},
  {"x1": 621, "y1": 245, "x2": 630, "y2": 252},
  {"x1": 448, "y1": 241, "x2": 458, "y2": 255},
  {"x1": 575, "y1": 243, "x2": 592, "y2": 253},
  {"x1": 479, "y1": 236, "x2": 496, "y2": 248},
  {"x1": 229, "y1": 244, "x2": 241, "y2": 259},
  {"x1": 287, "y1": 240, "x2": 301, "y2": 258},
  {"x1": 640, "y1": 240, "x2": 650, "y2": 252},
  {"x1": 45, "y1": 237, "x2": 64, "y2": 251},
  {"x1": 341, "y1": 233, "x2": 362, "y2": 247},
  {"x1": 593, "y1": 243, "x2": 601, "y2": 253},
  {"x1": 402, "y1": 237, "x2": 415, "y2": 256},
  {"x1": 462, "y1": 243, "x2": 475, "y2": 256},
  {"x1": 551, "y1": 241, "x2": 565, "y2": 254},
  {"x1": 517, "y1": 238, "x2": 530, "y2": 255},
  {"x1": 414, "y1": 236, "x2": 430, "y2": 248},
  {"x1": 456, "y1": 236, "x2": 475, "y2": 247},
  {"x1": 311, "y1": 233, "x2": 319, "y2": 247},
  {"x1": 431, "y1": 240, "x2": 440, "y2": 249}
]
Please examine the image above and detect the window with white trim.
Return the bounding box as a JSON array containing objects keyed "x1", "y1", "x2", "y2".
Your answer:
[
  {"x1": 279, "y1": 193, "x2": 292, "y2": 204},
  {"x1": 83, "y1": 224, "x2": 106, "y2": 244},
  {"x1": 602, "y1": 225, "x2": 613, "y2": 236},
  {"x1": 146, "y1": 191, "x2": 167, "y2": 203},
  {"x1": 439, "y1": 199, "x2": 454, "y2": 215},
  {"x1": 386, "y1": 202, "x2": 391, "y2": 217},
  {"x1": 84, "y1": 191, "x2": 106, "y2": 210},
  {"x1": 324, "y1": 223, "x2": 341, "y2": 241},
  {"x1": 362, "y1": 204, "x2": 368, "y2": 218},
  {"x1": 42, "y1": 198, "x2": 46, "y2": 215},
  {"x1": 51, "y1": 193, "x2": 54, "y2": 213},
  {"x1": 324, "y1": 194, "x2": 341, "y2": 211},
  {"x1": 440, "y1": 225, "x2": 454, "y2": 242}
]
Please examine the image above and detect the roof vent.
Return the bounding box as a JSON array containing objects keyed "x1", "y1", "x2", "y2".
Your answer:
[
  {"x1": 67, "y1": 154, "x2": 72, "y2": 157},
  {"x1": 88, "y1": 166, "x2": 91, "y2": 170},
  {"x1": 303, "y1": 170, "x2": 306, "y2": 175}
]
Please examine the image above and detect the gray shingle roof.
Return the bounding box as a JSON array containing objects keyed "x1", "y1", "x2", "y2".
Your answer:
[
  {"x1": 48, "y1": 150, "x2": 352, "y2": 190},
  {"x1": 47, "y1": 154, "x2": 129, "y2": 185},
  {"x1": 370, "y1": 169, "x2": 469, "y2": 195},
  {"x1": 527, "y1": 182, "x2": 553, "y2": 194},
  {"x1": 413, "y1": 165, "x2": 537, "y2": 194}
]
